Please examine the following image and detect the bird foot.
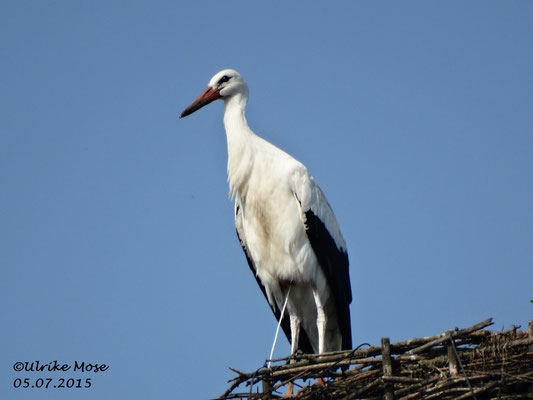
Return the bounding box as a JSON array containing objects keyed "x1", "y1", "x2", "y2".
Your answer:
[{"x1": 314, "y1": 377, "x2": 325, "y2": 386}]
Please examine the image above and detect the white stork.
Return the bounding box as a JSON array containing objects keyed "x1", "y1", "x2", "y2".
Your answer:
[{"x1": 180, "y1": 69, "x2": 352, "y2": 357}]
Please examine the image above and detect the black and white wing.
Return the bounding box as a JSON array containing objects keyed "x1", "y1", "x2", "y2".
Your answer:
[{"x1": 290, "y1": 167, "x2": 353, "y2": 350}]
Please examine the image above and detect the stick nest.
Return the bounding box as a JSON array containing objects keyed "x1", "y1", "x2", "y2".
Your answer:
[{"x1": 218, "y1": 318, "x2": 533, "y2": 399}]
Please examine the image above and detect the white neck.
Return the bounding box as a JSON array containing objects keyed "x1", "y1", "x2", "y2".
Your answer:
[{"x1": 223, "y1": 91, "x2": 255, "y2": 199}]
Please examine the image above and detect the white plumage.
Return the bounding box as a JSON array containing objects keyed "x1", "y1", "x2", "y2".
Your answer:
[{"x1": 180, "y1": 69, "x2": 352, "y2": 356}]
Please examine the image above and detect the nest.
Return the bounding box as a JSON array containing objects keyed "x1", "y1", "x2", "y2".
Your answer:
[{"x1": 218, "y1": 318, "x2": 533, "y2": 399}]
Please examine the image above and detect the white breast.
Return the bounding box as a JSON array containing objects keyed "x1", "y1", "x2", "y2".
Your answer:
[{"x1": 236, "y1": 141, "x2": 319, "y2": 287}]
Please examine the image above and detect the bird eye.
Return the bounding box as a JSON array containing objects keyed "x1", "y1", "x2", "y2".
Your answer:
[{"x1": 218, "y1": 75, "x2": 231, "y2": 85}]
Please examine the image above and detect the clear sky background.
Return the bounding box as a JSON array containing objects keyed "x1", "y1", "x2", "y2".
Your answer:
[{"x1": 2, "y1": 2, "x2": 532, "y2": 399}]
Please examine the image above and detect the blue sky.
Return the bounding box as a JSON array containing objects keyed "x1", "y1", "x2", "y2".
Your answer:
[{"x1": 2, "y1": 1, "x2": 532, "y2": 399}]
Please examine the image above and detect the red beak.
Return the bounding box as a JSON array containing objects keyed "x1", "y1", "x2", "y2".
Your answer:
[{"x1": 180, "y1": 87, "x2": 221, "y2": 118}]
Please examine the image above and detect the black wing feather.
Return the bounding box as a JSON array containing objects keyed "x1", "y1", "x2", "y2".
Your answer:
[{"x1": 304, "y1": 210, "x2": 352, "y2": 350}]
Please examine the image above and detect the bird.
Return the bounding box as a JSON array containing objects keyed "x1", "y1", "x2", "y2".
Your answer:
[{"x1": 180, "y1": 69, "x2": 352, "y2": 357}]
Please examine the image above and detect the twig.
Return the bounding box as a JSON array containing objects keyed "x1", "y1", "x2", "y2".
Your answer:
[{"x1": 448, "y1": 334, "x2": 477, "y2": 400}]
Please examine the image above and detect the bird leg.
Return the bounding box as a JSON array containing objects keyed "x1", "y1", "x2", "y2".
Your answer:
[
  {"x1": 284, "y1": 381, "x2": 294, "y2": 398},
  {"x1": 311, "y1": 285, "x2": 327, "y2": 354},
  {"x1": 289, "y1": 314, "x2": 300, "y2": 355},
  {"x1": 284, "y1": 290, "x2": 300, "y2": 397}
]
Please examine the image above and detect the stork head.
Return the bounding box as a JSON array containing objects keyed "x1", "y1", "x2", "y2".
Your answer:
[{"x1": 180, "y1": 69, "x2": 247, "y2": 118}]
